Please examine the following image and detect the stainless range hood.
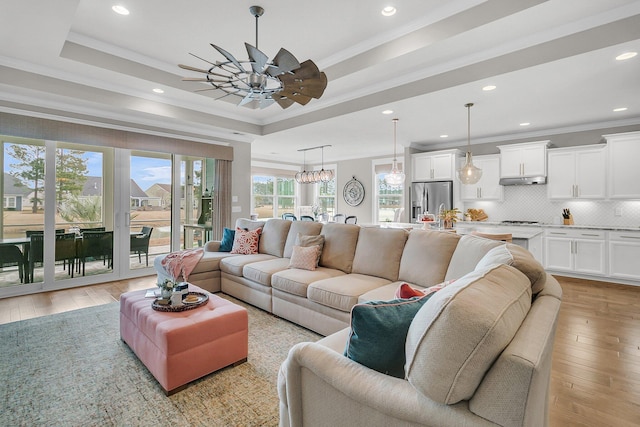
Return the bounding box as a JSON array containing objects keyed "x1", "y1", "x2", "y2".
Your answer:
[{"x1": 499, "y1": 176, "x2": 546, "y2": 185}]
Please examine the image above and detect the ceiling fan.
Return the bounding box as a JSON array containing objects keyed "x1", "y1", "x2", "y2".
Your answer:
[{"x1": 179, "y1": 5, "x2": 327, "y2": 109}]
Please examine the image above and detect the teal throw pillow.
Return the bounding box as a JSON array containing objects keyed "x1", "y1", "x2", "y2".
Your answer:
[
  {"x1": 344, "y1": 294, "x2": 434, "y2": 378},
  {"x1": 219, "y1": 227, "x2": 235, "y2": 252}
]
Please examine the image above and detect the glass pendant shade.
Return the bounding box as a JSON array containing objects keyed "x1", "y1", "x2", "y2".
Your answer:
[
  {"x1": 385, "y1": 118, "x2": 405, "y2": 187},
  {"x1": 457, "y1": 102, "x2": 482, "y2": 185},
  {"x1": 457, "y1": 151, "x2": 482, "y2": 184}
]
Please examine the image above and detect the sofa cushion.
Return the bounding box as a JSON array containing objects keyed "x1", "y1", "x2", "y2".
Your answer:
[
  {"x1": 235, "y1": 218, "x2": 264, "y2": 231},
  {"x1": 405, "y1": 263, "x2": 532, "y2": 404},
  {"x1": 283, "y1": 221, "x2": 323, "y2": 258},
  {"x1": 398, "y1": 230, "x2": 461, "y2": 287},
  {"x1": 219, "y1": 227, "x2": 235, "y2": 252},
  {"x1": 352, "y1": 227, "x2": 408, "y2": 281},
  {"x1": 476, "y1": 243, "x2": 547, "y2": 294},
  {"x1": 289, "y1": 245, "x2": 320, "y2": 271},
  {"x1": 272, "y1": 267, "x2": 346, "y2": 297},
  {"x1": 319, "y1": 223, "x2": 360, "y2": 273},
  {"x1": 220, "y1": 253, "x2": 278, "y2": 276},
  {"x1": 231, "y1": 227, "x2": 261, "y2": 254},
  {"x1": 444, "y1": 234, "x2": 502, "y2": 282},
  {"x1": 308, "y1": 273, "x2": 391, "y2": 312},
  {"x1": 242, "y1": 258, "x2": 291, "y2": 286},
  {"x1": 258, "y1": 219, "x2": 291, "y2": 257},
  {"x1": 345, "y1": 294, "x2": 434, "y2": 378},
  {"x1": 295, "y1": 233, "x2": 325, "y2": 265},
  {"x1": 190, "y1": 251, "x2": 237, "y2": 274}
]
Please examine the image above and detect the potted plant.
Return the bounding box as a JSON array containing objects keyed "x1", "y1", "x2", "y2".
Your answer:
[{"x1": 439, "y1": 208, "x2": 461, "y2": 229}]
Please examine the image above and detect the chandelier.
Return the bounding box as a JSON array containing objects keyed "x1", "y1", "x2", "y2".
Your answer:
[
  {"x1": 457, "y1": 103, "x2": 483, "y2": 184},
  {"x1": 385, "y1": 118, "x2": 405, "y2": 187},
  {"x1": 295, "y1": 145, "x2": 334, "y2": 184},
  {"x1": 179, "y1": 5, "x2": 327, "y2": 109}
]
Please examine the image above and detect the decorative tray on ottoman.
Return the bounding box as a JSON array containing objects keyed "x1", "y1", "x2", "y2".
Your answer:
[{"x1": 152, "y1": 291, "x2": 209, "y2": 312}]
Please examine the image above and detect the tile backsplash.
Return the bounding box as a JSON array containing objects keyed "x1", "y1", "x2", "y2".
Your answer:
[{"x1": 463, "y1": 185, "x2": 640, "y2": 227}]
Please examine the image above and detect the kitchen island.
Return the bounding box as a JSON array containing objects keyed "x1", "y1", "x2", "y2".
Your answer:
[{"x1": 453, "y1": 222, "x2": 544, "y2": 262}]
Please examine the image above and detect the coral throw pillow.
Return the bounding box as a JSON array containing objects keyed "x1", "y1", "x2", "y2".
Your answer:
[
  {"x1": 394, "y1": 280, "x2": 456, "y2": 299},
  {"x1": 230, "y1": 227, "x2": 261, "y2": 254},
  {"x1": 289, "y1": 245, "x2": 320, "y2": 271}
]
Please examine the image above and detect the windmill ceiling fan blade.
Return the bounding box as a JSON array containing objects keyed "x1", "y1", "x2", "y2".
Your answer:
[
  {"x1": 179, "y1": 64, "x2": 211, "y2": 74},
  {"x1": 211, "y1": 44, "x2": 245, "y2": 73},
  {"x1": 245, "y1": 43, "x2": 268, "y2": 74},
  {"x1": 278, "y1": 61, "x2": 327, "y2": 99},
  {"x1": 274, "y1": 95, "x2": 295, "y2": 109},
  {"x1": 278, "y1": 90, "x2": 313, "y2": 105},
  {"x1": 267, "y1": 48, "x2": 301, "y2": 76}
]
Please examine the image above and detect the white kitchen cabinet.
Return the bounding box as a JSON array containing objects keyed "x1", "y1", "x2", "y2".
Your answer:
[
  {"x1": 609, "y1": 231, "x2": 640, "y2": 281},
  {"x1": 411, "y1": 149, "x2": 460, "y2": 181},
  {"x1": 497, "y1": 141, "x2": 549, "y2": 178},
  {"x1": 547, "y1": 145, "x2": 606, "y2": 199},
  {"x1": 460, "y1": 155, "x2": 503, "y2": 201},
  {"x1": 604, "y1": 131, "x2": 640, "y2": 199},
  {"x1": 544, "y1": 229, "x2": 606, "y2": 276}
]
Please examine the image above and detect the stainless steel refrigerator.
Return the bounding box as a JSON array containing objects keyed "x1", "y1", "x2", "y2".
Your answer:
[{"x1": 410, "y1": 181, "x2": 453, "y2": 222}]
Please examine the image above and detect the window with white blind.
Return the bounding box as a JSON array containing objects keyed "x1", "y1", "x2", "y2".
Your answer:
[{"x1": 372, "y1": 159, "x2": 404, "y2": 223}]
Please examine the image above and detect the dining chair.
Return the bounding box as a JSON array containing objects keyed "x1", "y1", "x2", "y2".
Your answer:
[
  {"x1": 345, "y1": 215, "x2": 358, "y2": 224},
  {"x1": 28, "y1": 233, "x2": 77, "y2": 281},
  {"x1": 282, "y1": 213, "x2": 297, "y2": 221},
  {"x1": 130, "y1": 226, "x2": 153, "y2": 266},
  {"x1": 80, "y1": 226, "x2": 106, "y2": 233},
  {"x1": 0, "y1": 245, "x2": 25, "y2": 283},
  {"x1": 79, "y1": 231, "x2": 114, "y2": 275},
  {"x1": 333, "y1": 214, "x2": 345, "y2": 223},
  {"x1": 300, "y1": 215, "x2": 315, "y2": 221}
]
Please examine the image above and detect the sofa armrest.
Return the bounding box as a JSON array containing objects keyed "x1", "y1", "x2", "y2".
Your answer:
[
  {"x1": 204, "y1": 240, "x2": 221, "y2": 252},
  {"x1": 278, "y1": 342, "x2": 494, "y2": 427}
]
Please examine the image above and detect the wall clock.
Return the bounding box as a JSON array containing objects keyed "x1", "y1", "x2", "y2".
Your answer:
[{"x1": 343, "y1": 176, "x2": 365, "y2": 207}]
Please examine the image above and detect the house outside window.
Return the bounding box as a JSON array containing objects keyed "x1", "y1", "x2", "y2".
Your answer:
[{"x1": 372, "y1": 158, "x2": 404, "y2": 223}]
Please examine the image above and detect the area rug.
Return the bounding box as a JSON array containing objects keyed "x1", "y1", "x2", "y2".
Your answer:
[{"x1": 0, "y1": 295, "x2": 322, "y2": 426}]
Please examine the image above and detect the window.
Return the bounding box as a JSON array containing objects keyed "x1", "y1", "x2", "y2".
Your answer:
[
  {"x1": 373, "y1": 159, "x2": 404, "y2": 223},
  {"x1": 251, "y1": 164, "x2": 298, "y2": 219},
  {"x1": 314, "y1": 168, "x2": 337, "y2": 217}
]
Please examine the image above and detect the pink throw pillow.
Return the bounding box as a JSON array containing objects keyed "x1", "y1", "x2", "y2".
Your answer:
[
  {"x1": 230, "y1": 227, "x2": 262, "y2": 254},
  {"x1": 394, "y1": 280, "x2": 456, "y2": 299},
  {"x1": 289, "y1": 245, "x2": 320, "y2": 271}
]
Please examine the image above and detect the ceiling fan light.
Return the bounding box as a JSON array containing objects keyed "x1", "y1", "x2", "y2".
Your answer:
[{"x1": 457, "y1": 152, "x2": 483, "y2": 184}]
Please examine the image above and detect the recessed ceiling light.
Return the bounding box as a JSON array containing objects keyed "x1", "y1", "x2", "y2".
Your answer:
[
  {"x1": 381, "y1": 6, "x2": 396, "y2": 16},
  {"x1": 112, "y1": 5, "x2": 130, "y2": 15},
  {"x1": 520, "y1": 122, "x2": 531, "y2": 127},
  {"x1": 382, "y1": 109, "x2": 394, "y2": 115},
  {"x1": 616, "y1": 52, "x2": 637, "y2": 61},
  {"x1": 482, "y1": 85, "x2": 496, "y2": 91},
  {"x1": 613, "y1": 107, "x2": 628, "y2": 112},
  {"x1": 440, "y1": 135, "x2": 449, "y2": 138},
  {"x1": 152, "y1": 88, "x2": 164, "y2": 94}
]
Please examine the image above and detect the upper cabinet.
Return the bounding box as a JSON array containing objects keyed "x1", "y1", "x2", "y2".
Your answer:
[
  {"x1": 460, "y1": 155, "x2": 503, "y2": 201},
  {"x1": 497, "y1": 141, "x2": 549, "y2": 178},
  {"x1": 604, "y1": 131, "x2": 640, "y2": 199},
  {"x1": 547, "y1": 145, "x2": 606, "y2": 199},
  {"x1": 411, "y1": 149, "x2": 461, "y2": 181}
]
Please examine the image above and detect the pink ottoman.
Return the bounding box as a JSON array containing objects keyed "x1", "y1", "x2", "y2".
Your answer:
[{"x1": 119, "y1": 285, "x2": 248, "y2": 395}]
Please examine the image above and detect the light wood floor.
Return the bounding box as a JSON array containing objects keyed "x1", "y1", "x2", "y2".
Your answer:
[{"x1": 1, "y1": 275, "x2": 639, "y2": 426}]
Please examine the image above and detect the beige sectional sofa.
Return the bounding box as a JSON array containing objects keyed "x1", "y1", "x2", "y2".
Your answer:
[{"x1": 155, "y1": 217, "x2": 562, "y2": 426}]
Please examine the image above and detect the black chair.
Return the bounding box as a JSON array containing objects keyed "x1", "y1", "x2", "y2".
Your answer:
[
  {"x1": 0, "y1": 245, "x2": 25, "y2": 283},
  {"x1": 282, "y1": 213, "x2": 297, "y2": 221},
  {"x1": 79, "y1": 231, "x2": 113, "y2": 275},
  {"x1": 80, "y1": 227, "x2": 106, "y2": 233},
  {"x1": 130, "y1": 226, "x2": 153, "y2": 266},
  {"x1": 28, "y1": 233, "x2": 77, "y2": 281},
  {"x1": 333, "y1": 214, "x2": 345, "y2": 223},
  {"x1": 300, "y1": 215, "x2": 315, "y2": 221},
  {"x1": 345, "y1": 215, "x2": 358, "y2": 224}
]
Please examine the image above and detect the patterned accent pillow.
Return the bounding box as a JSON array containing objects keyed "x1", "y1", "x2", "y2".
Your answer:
[
  {"x1": 289, "y1": 245, "x2": 320, "y2": 271},
  {"x1": 230, "y1": 227, "x2": 262, "y2": 254}
]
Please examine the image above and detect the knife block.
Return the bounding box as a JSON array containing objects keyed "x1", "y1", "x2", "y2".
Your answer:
[{"x1": 563, "y1": 215, "x2": 574, "y2": 225}]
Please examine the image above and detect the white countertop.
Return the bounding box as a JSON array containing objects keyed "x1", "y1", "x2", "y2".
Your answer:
[{"x1": 454, "y1": 221, "x2": 640, "y2": 232}]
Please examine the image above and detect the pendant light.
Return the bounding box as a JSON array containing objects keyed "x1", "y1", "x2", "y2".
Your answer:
[
  {"x1": 295, "y1": 145, "x2": 334, "y2": 184},
  {"x1": 385, "y1": 118, "x2": 405, "y2": 187},
  {"x1": 457, "y1": 103, "x2": 482, "y2": 185}
]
